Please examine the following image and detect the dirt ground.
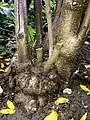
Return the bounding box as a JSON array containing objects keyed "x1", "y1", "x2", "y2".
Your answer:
[
  {"x1": 0, "y1": 79, "x2": 90, "y2": 120},
  {"x1": 0, "y1": 39, "x2": 90, "y2": 120}
]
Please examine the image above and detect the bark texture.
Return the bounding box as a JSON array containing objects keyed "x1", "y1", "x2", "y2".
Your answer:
[
  {"x1": 14, "y1": 0, "x2": 30, "y2": 62},
  {"x1": 35, "y1": 0, "x2": 42, "y2": 47},
  {"x1": 44, "y1": 0, "x2": 90, "y2": 82}
]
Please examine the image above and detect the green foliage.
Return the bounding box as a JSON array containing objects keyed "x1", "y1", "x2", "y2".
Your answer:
[
  {"x1": 0, "y1": 0, "x2": 56, "y2": 56},
  {"x1": 0, "y1": 1, "x2": 15, "y2": 57},
  {"x1": 0, "y1": 2, "x2": 14, "y2": 38},
  {"x1": 0, "y1": 45, "x2": 14, "y2": 57},
  {"x1": 28, "y1": 0, "x2": 56, "y2": 28},
  {"x1": 28, "y1": 25, "x2": 36, "y2": 48},
  {"x1": 28, "y1": 0, "x2": 35, "y2": 28}
]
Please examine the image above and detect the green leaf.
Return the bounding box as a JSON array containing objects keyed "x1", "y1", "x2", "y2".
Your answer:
[{"x1": 28, "y1": 25, "x2": 35, "y2": 47}]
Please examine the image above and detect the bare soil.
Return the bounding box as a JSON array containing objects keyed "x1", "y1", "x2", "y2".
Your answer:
[{"x1": 0, "y1": 39, "x2": 90, "y2": 120}]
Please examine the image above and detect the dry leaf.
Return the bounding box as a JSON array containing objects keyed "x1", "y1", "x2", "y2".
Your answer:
[
  {"x1": 55, "y1": 97, "x2": 69, "y2": 105},
  {"x1": 44, "y1": 111, "x2": 58, "y2": 120},
  {"x1": 7, "y1": 100, "x2": 15, "y2": 110},
  {"x1": 0, "y1": 86, "x2": 3, "y2": 94},
  {"x1": 80, "y1": 112, "x2": 87, "y2": 120},
  {"x1": 80, "y1": 85, "x2": 90, "y2": 93},
  {"x1": 1, "y1": 63, "x2": 4, "y2": 68},
  {"x1": 0, "y1": 109, "x2": 15, "y2": 115},
  {"x1": 5, "y1": 58, "x2": 11, "y2": 61}
]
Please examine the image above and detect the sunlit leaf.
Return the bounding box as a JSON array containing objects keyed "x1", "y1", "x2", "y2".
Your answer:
[
  {"x1": 80, "y1": 85, "x2": 90, "y2": 93},
  {"x1": 0, "y1": 69, "x2": 4, "y2": 72},
  {"x1": 80, "y1": 112, "x2": 87, "y2": 120},
  {"x1": 85, "y1": 76, "x2": 88, "y2": 78},
  {"x1": 0, "y1": 56, "x2": 3, "y2": 58},
  {"x1": 0, "y1": 86, "x2": 3, "y2": 94},
  {"x1": 71, "y1": 118, "x2": 74, "y2": 120},
  {"x1": 84, "y1": 41, "x2": 89, "y2": 45},
  {"x1": 55, "y1": 97, "x2": 69, "y2": 105},
  {"x1": 1, "y1": 63, "x2": 4, "y2": 68},
  {"x1": 7, "y1": 100, "x2": 15, "y2": 110},
  {"x1": 5, "y1": 58, "x2": 11, "y2": 61},
  {"x1": 0, "y1": 109, "x2": 15, "y2": 115},
  {"x1": 44, "y1": 111, "x2": 58, "y2": 120},
  {"x1": 4, "y1": 67, "x2": 9, "y2": 72},
  {"x1": 6, "y1": 62, "x2": 10, "y2": 65},
  {"x1": 85, "y1": 65, "x2": 90, "y2": 69}
]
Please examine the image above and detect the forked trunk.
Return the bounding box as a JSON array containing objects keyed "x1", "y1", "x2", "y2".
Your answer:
[{"x1": 44, "y1": 0, "x2": 90, "y2": 83}]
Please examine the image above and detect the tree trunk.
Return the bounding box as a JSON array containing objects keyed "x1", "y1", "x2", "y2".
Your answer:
[
  {"x1": 14, "y1": 0, "x2": 30, "y2": 62},
  {"x1": 12, "y1": 0, "x2": 90, "y2": 113},
  {"x1": 35, "y1": 0, "x2": 43, "y2": 62},
  {"x1": 44, "y1": 0, "x2": 90, "y2": 83},
  {"x1": 35, "y1": 0, "x2": 42, "y2": 47}
]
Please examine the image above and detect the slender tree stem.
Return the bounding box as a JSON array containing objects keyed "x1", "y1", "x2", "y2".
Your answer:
[{"x1": 44, "y1": 0, "x2": 53, "y2": 57}]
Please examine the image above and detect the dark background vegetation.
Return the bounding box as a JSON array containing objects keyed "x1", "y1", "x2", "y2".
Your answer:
[{"x1": 0, "y1": 0, "x2": 56, "y2": 57}]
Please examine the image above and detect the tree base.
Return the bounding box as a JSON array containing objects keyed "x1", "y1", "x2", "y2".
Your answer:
[{"x1": 8, "y1": 61, "x2": 63, "y2": 112}]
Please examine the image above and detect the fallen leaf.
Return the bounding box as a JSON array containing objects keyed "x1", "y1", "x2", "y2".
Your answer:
[
  {"x1": 85, "y1": 76, "x2": 88, "y2": 78},
  {"x1": 4, "y1": 67, "x2": 9, "y2": 72},
  {"x1": 80, "y1": 112, "x2": 87, "y2": 120},
  {"x1": 5, "y1": 58, "x2": 11, "y2": 62},
  {"x1": 6, "y1": 62, "x2": 10, "y2": 65},
  {"x1": 84, "y1": 41, "x2": 89, "y2": 45},
  {"x1": 0, "y1": 86, "x2": 3, "y2": 94},
  {"x1": 80, "y1": 85, "x2": 90, "y2": 93},
  {"x1": 1, "y1": 63, "x2": 4, "y2": 68},
  {"x1": 55, "y1": 97, "x2": 69, "y2": 105},
  {"x1": 85, "y1": 65, "x2": 90, "y2": 69},
  {"x1": 0, "y1": 109, "x2": 15, "y2": 115},
  {"x1": 7, "y1": 100, "x2": 15, "y2": 110},
  {"x1": 44, "y1": 111, "x2": 58, "y2": 120},
  {"x1": 71, "y1": 118, "x2": 74, "y2": 120},
  {"x1": 0, "y1": 69, "x2": 4, "y2": 72}
]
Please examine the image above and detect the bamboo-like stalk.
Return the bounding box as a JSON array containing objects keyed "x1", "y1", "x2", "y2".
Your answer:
[
  {"x1": 44, "y1": 0, "x2": 53, "y2": 57},
  {"x1": 35, "y1": 0, "x2": 43, "y2": 62},
  {"x1": 14, "y1": 0, "x2": 30, "y2": 62}
]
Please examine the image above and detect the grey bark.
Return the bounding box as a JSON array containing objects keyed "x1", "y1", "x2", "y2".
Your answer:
[
  {"x1": 35, "y1": 0, "x2": 42, "y2": 47},
  {"x1": 44, "y1": 0, "x2": 90, "y2": 81},
  {"x1": 14, "y1": 0, "x2": 30, "y2": 62},
  {"x1": 35, "y1": 0, "x2": 43, "y2": 62}
]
